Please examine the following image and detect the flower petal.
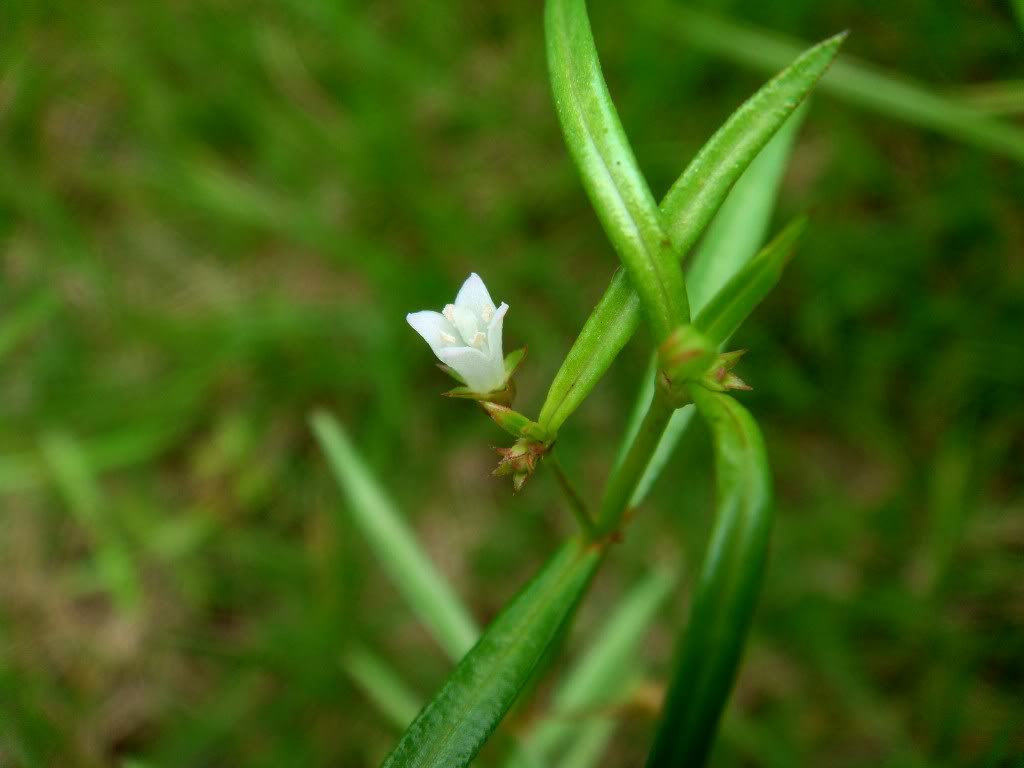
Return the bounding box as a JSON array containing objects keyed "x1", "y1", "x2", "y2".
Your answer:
[
  {"x1": 454, "y1": 272, "x2": 496, "y2": 321},
  {"x1": 438, "y1": 346, "x2": 504, "y2": 393},
  {"x1": 407, "y1": 311, "x2": 458, "y2": 360},
  {"x1": 487, "y1": 302, "x2": 509, "y2": 380}
]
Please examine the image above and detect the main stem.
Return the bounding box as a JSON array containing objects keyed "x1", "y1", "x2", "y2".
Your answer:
[
  {"x1": 548, "y1": 451, "x2": 598, "y2": 540},
  {"x1": 596, "y1": 390, "x2": 675, "y2": 536}
]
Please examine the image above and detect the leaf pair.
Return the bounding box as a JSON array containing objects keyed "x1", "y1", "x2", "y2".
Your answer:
[
  {"x1": 538, "y1": 6, "x2": 844, "y2": 433},
  {"x1": 616, "y1": 107, "x2": 806, "y2": 510}
]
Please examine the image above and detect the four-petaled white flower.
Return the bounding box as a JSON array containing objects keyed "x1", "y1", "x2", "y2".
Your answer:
[{"x1": 407, "y1": 273, "x2": 509, "y2": 393}]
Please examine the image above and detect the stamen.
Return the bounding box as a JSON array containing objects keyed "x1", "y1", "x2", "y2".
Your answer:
[
  {"x1": 470, "y1": 331, "x2": 486, "y2": 347},
  {"x1": 481, "y1": 306, "x2": 492, "y2": 322},
  {"x1": 443, "y1": 304, "x2": 456, "y2": 324},
  {"x1": 441, "y1": 332, "x2": 458, "y2": 345}
]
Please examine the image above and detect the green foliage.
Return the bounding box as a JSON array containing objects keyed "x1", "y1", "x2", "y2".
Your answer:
[
  {"x1": 39, "y1": 430, "x2": 140, "y2": 614},
  {"x1": 381, "y1": 539, "x2": 602, "y2": 768},
  {"x1": 685, "y1": 108, "x2": 806, "y2": 314},
  {"x1": 311, "y1": 411, "x2": 479, "y2": 660},
  {"x1": 380, "y1": 14, "x2": 846, "y2": 757},
  {"x1": 512, "y1": 568, "x2": 675, "y2": 766},
  {"x1": 645, "y1": 389, "x2": 773, "y2": 766},
  {"x1": 694, "y1": 216, "x2": 807, "y2": 347},
  {"x1": 343, "y1": 646, "x2": 423, "y2": 730},
  {"x1": 616, "y1": 104, "x2": 806, "y2": 511},
  {"x1": 546, "y1": 0, "x2": 690, "y2": 342},
  {"x1": 651, "y1": 6, "x2": 1024, "y2": 164},
  {"x1": 658, "y1": 33, "x2": 845, "y2": 256},
  {"x1": 538, "y1": 25, "x2": 842, "y2": 434},
  {"x1": 2, "y1": 0, "x2": 1022, "y2": 765}
]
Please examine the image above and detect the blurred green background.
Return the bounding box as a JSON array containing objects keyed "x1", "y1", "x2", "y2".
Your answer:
[{"x1": 2, "y1": 0, "x2": 1023, "y2": 765}]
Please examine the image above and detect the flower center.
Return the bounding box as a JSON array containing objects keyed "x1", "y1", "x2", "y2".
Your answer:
[{"x1": 443, "y1": 303, "x2": 491, "y2": 350}]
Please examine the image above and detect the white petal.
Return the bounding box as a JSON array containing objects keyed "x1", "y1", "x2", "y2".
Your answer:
[
  {"x1": 487, "y1": 302, "x2": 509, "y2": 370},
  {"x1": 438, "y1": 346, "x2": 505, "y2": 393},
  {"x1": 454, "y1": 272, "x2": 496, "y2": 321},
  {"x1": 406, "y1": 311, "x2": 458, "y2": 360}
]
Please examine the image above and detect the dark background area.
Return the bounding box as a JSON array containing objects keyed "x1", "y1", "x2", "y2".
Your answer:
[{"x1": 1, "y1": 0, "x2": 1022, "y2": 765}]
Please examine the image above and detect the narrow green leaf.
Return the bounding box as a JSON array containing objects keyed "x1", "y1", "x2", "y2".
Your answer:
[
  {"x1": 694, "y1": 216, "x2": 806, "y2": 347},
  {"x1": 512, "y1": 568, "x2": 675, "y2": 767},
  {"x1": 310, "y1": 410, "x2": 479, "y2": 660},
  {"x1": 686, "y1": 107, "x2": 805, "y2": 315},
  {"x1": 538, "y1": 268, "x2": 640, "y2": 432},
  {"x1": 342, "y1": 645, "x2": 422, "y2": 729},
  {"x1": 651, "y1": 6, "x2": 1024, "y2": 165},
  {"x1": 382, "y1": 538, "x2": 603, "y2": 768},
  {"x1": 660, "y1": 33, "x2": 844, "y2": 256},
  {"x1": 538, "y1": 33, "x2": 842, "y2": 434},
  {"x1": 614, "y1": 113, "x2": 805, "y2": 507},
  {"x1": 546, "y1": 0, "x2": 689, "y2": 342},
  {"x1": 645, "y1": 389, "x2": 773, "y2": 768}
]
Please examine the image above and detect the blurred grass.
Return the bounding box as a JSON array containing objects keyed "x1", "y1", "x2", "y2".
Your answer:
[
  {"x1": 642, "y1": 6, "x2": 1024, "y2": 163},
  {"x1": 1, "y1": 0, "x2": 1022, "y2": 766}
]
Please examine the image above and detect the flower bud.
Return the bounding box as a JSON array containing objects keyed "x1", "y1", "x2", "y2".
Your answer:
[
  {"x1": 480, "y1": 402, "x2": 550, "y2": 442},
  {"x1": 657, "y1": 324, "x2": 716, "y2": 407},
  {"x1": 658, "y1": 325, "x2": 717, "y2": 381},
  {"x1": 494, "y1": 438, "x2": 549, "y2": 494}
]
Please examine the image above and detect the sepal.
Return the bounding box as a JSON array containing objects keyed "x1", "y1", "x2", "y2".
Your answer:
[
  {"x1": 439, "y1": 347, "x2": 528, "y2": 407},
  {"x1": 700, "y1": 349, "x2": 752, "y2": 392},
  {"x1": 493, "y1": 438, "x2": 550, "y2": 494},
  {"x1": 443, "y1": 378, "x2": 516, "y2": 407},
  {"x1": 504, "y1": 347, "x2": 528, "y2": 379}
]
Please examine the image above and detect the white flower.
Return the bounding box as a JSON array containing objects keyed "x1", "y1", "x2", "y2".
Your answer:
[{"x1": 407, "y1": 273, "x2": 509, "y2": 393}]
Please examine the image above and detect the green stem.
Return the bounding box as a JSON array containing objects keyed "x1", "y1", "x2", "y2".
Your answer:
[
  {"x1": 548, "y1": 452, "x2": 597, "y2": 540},
  {"x1": 597, "y1": 391, "x2": 675, "y2": 536}
]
